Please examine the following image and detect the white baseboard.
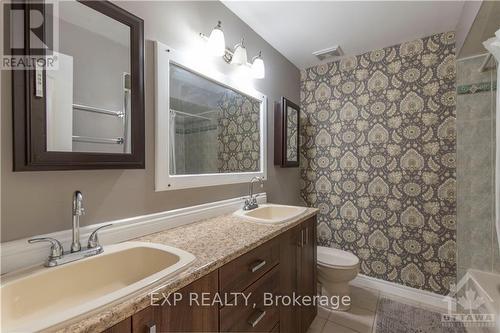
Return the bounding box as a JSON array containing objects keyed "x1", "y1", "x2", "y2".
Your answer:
[
  {"x1": 352, "y1": 274, "x2": 455, "y2": 311},
  {"x1": 1, "y1": 193, "x2": 267, "y2": 274}
]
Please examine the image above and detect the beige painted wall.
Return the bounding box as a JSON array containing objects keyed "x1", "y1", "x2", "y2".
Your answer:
[{"x1": 0, "y1": 1, "x2": 301, "y2": 242}]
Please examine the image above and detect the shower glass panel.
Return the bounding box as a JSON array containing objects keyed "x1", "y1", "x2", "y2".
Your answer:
[{"x1": 456, "y1": 55, "x2": 499, "y2": 280}]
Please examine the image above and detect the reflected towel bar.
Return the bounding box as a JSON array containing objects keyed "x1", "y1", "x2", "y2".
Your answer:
[
  {"x1": 170, "y1": 109, "x2": 211, "y2": 121},
  {"x1": 73, "y1": 103, "x2": 124, "y2": 118},
  {"x1": 72, "y1": 136, "x2": 124, "y2": 144}
]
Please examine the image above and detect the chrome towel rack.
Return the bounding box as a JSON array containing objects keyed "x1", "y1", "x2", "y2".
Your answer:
[
  {"x1": 73, "y1": 103, "x2": 124, "y2": 118},
  {"x1": 72, "y1": 135, "x2": 124, "y2": 145},
  {"x1": 170, "y1": 109, "x2": 211, "y2": 121},
  {"x1": 72, "y1": 103, "x2": 125, "y2": 145}
]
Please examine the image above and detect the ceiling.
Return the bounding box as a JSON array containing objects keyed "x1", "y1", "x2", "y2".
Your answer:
[
  {"x1": 459, "y1": 0, "x2": 500, "y2": 58},
  {"x1": 222, "y1": 1, "x2": 465, "y2": 69},
  {"x1": 59, "y1": 0, "x2": 130, "y2": 47}
]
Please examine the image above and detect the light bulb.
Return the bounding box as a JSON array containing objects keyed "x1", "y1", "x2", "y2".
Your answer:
[
  {"x1": 230, "y1": 39, "x2": 248, "y2": 65},
  {"x1": 251, "y1": 52, "x2": 265, "y2": 79},
  {"x1": 207, "y1": 21, "x2": 225, "y2": 57}
]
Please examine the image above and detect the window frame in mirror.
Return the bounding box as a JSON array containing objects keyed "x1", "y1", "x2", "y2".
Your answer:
[
  {"x1": 274, "y1": 97, "x2": 300, "y2": 168},
  {"x1": 154, "y1": 41, "x2": 267, "y2": 191},
  {"x1": 12, "y1": 1, "x2": 145, "y2": 171}
]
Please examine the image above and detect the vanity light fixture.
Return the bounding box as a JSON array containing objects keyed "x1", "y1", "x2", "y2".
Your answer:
[
  {"x1": 200, "y1": 22, "x2": 265, "y2": 79},
  {"x1": 230, "y1": 38, "x2": 248, "y2": 65},
  {"x1": 207, "y1": 21, "x2": 225, "y2": 56},
  {"x1": 251, "y1": 51, "x2": 265, "y2": 79}
]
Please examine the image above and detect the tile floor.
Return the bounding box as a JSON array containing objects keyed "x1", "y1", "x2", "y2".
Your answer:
[{"x1": 307, "y1": 284, "x2": 443, "y2": 333}]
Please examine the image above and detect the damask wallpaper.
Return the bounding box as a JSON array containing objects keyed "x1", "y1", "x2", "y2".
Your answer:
[
  {"x1": 300, "y1": 32, "x2": 457, "y2": 294},
  {"x1": 217, "y1": 91, "x2": 261, "y2": 172},
  {"x1": 287, "y1": 107, "x2": 299, "y2": 161}
]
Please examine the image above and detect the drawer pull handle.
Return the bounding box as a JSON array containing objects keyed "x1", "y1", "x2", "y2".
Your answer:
[
  {"x1": 250, "y1": 260, "x2": 266, "y2": 272},
  {"x1": 248, "y1": 309, "x2": 266, "y2": 327},
  {"x1": 147, "y1": 322, "x2": 156, "y2": 333}
]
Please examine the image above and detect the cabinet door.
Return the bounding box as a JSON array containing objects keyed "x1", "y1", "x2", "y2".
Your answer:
[
  {"x1": 297, "y1": 217, "x2": 317, "y2": 333},
  {"x1": 157, "y1": 270, "x2": 219, "y2": 332},
  {"x1": 132, "y1": 271, "x2": 219, "y2": 333},
  {"x1": 279, "y1": 229, "x2": 299, "y2": 333},
  {"x1": 132, "y1": 307, "x2": 155, "y2": 333},
  {"x1": 102, "y1": 317, "x2": 132, "y2": 333}
]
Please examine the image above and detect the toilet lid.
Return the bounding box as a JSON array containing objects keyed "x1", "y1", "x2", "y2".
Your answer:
[{"x1": 317, "y1": 246, "x2": 359, "y2": 268}]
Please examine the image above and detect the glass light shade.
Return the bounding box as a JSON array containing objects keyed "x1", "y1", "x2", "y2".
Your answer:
[
  {"x1": 207, "y1": 25, "x2": 225, "y2": 56},
  {"x1": 230, "y1": 42, "x2": 248, "y2": 65},
  {"x1": 251, "y1": 56, "x2": 265, "y2": 79}
]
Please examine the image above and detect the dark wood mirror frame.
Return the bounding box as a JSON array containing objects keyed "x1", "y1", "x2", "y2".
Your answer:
[
  {"x1": 274, "y1": 97, "x2": 300, "y2": 168},
  {"x1": 12, "y1": 1, "x2": 145, "y2": 171}
]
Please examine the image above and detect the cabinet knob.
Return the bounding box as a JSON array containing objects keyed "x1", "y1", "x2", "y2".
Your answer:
[
  {"x1": 146, "y1": 322, "x2": 156, "y2": 333},
  {"x1": 248, "y1": 309, "x2": 266, "y2": 328},
  {"x1": 250, "y1": 259, "x2": 267, "y2": 273}
]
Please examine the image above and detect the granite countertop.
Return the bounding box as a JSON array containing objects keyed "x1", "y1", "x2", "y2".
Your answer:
[{"x1": 54, "y1": 207, "x2": 318, "y2": 333}]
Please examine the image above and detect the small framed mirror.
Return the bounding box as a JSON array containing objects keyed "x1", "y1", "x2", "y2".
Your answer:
[
  {"x1": 155, "y1": 41, "x2": 267, "y2": 191},
  {"x1": 11, "y1": 1, "x2": 144, "y2": 171},
  {"x1": 274, "y1": 97, "x2": 300, "y2": 167}
]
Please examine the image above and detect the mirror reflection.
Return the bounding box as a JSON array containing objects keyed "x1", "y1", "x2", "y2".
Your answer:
[
  {"x1": 169, "y1": 64, "x2": 261, "y2": 175},
  {"x1": 286, "y1": 106, "x2": 298, "y2": 162},
  {"x1": 47, "y1": 1, "x2": 131, "y2": 154}
]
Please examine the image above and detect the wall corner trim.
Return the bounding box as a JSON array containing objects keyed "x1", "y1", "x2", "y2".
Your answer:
[{"x1": 1, "y1": 193, "x2": 267, "y2": 274}]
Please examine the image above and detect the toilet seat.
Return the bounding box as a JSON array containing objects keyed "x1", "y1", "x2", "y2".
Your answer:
[{"x1": 317, "y1": 246, "x2": 359, "y2": 269}]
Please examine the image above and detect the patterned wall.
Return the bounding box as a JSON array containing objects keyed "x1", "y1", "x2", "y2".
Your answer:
[
  {"x1": 287, "y1": 107, "x2": 299, "y2": 161},
  {"x1": 217, "y1": 91, "x2": 261, "y2": 172},
  {"x1": 300, "y1": 32, "x2": 457, "y2": 294}
]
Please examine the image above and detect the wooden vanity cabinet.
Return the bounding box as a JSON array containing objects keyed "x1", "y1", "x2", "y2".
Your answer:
[
  {"x1": 279, "y1": 217, "x2": 317, "y2": 333},
  {"x1": 102, "y1": 318, "x2": 132, "y2": 333},
  {"x1": 297, "y1": 218, "x2": 317, "y2": 333},
  {"x1": 102, "y1": 216, "x2": 317, "y2": 333},
  {"x1": 131, "y1": 271, "x2": 219, "y2": 333},
  {"x1": 220, "y1": 265, "x2": 281, "y2": 332}
]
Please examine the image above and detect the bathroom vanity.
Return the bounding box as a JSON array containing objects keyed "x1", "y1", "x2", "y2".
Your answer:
[
  {"x1": 99, "y1": 214, "x2": 317, "y2": 333},
  {"x1": 13, "y1": 208, "x2": 317, "y2": 333}
]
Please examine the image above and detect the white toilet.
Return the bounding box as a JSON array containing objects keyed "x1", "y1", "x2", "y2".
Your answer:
[{"x1": 317, "y1": 246, "x2": 360, "y2": 311}]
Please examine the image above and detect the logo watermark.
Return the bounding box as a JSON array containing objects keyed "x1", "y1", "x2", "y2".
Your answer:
[
  {"x1": 442, "y1": 272, "x2": 496, "y2": 329},
  {"x1": 2, "y1": 1, "x2": 59, "y2": 70},
  {"x1": 150, "y1": 291, "x2": 351, "y2": 310}
]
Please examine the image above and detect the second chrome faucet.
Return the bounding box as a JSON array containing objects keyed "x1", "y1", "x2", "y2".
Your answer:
[
  {"x1": 28, "y1": 190, "x2": 112, "y2": 267},
  {"x1": 243, "y1": 177, "x2": 264, "y2": 211}
]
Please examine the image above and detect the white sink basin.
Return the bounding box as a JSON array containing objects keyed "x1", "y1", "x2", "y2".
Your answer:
[
  {"x1": 234, "y1": 204, "x2": 308, "y2": 224},
  {"x1": 1, "y1": 241, "x2": 195, "y2": 332}
]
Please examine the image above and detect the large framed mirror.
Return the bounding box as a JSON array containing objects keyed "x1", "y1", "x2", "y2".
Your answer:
[
  {"x1": 12, "y1": 0, "x2": 144, "y2": 170},
  {"x1": 155, "y1": 41, "x2": 267, "y2": 191}
]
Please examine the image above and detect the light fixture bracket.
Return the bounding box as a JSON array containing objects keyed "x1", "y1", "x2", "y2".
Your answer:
[{"x1": 223, "y1": 48, "x2": 234, "y2": 64}]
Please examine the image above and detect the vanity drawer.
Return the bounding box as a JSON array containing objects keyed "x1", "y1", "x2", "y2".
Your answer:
[
  {"x1": 219, "y1": 237, "x2": 280, "y2": 297},
  {"x1": 220, "y1": 265, "x2": 280, "y2": 332}
]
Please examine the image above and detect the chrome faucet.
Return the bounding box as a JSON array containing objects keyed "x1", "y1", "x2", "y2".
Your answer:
[
  {"x1": 71, "y1": 190, "x2": 84, "y2": 252},
  {"x1": 243, "y1": 177, "x2": 264, "y2": 211},
  {"x1": 28, "y1": 191, "x2": 112, "y2": 267}
]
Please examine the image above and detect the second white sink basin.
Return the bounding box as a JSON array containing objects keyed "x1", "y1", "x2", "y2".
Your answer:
[
  {"x1": 234, "y1": 204, "x2": 307, "y2": 224},
  {"x1": 1, "y1": 241, "x2": 195, "y2": 332}
]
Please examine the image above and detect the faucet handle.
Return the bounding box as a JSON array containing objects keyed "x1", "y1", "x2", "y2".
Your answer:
[
  {"x1": 87, "y1": 224, "x2": 112, "y2": 249},
  {"x1": 28, "y1": 237, "x2": 64, "y2": 259}
]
